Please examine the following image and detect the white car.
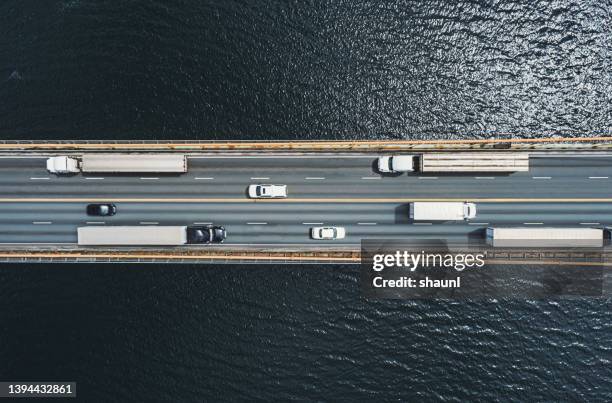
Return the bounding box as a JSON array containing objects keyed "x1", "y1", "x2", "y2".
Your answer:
[
  {"x1": 310, "y1": 226, "x2": 346, "y2": 240},
  {"x1": 377, "y1": 155, "x2": 417, "y2": 173},
  {"x1": 248, "y1": 184, "x2": 287, "y2": 198}
]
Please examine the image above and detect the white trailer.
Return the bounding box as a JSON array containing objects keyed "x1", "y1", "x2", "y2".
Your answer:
[
  {"x1": 409, "y1": 202, "x2": 476, "y2": 221},
  {"x1": 47, "y1": 154, "x2": 187, "y2": 174},
  {"x1": 419, "y1": 153, "x2": 529, "y2": 173},
  {"x1": 78, "y1": 226, "x2": 200, "y2": 246},
  {"x1": 486, "y1": 227, "x2": 606, "y2": 248}
]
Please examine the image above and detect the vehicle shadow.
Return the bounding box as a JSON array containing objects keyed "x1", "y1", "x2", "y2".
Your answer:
[{"x1": 394, "y1": 204, "x2": 412, "y2": 224}]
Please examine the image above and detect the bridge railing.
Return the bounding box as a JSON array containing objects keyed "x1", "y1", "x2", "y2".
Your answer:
[{"x1": 0, "y1": 137, "x2": 611, "y2": 152}]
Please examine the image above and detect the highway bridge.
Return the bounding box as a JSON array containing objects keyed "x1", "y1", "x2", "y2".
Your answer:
[{"x1": 0, "y1": 151, "x2": 612, "y2": 253}]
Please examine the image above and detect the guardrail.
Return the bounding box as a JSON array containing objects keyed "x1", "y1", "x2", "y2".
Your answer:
[
  {"x1": 0, "y1": 137, "x2": 611, "y2": 152},
  {"x1": 0, "y1": 249, "x2": 609, "y2": 265}
]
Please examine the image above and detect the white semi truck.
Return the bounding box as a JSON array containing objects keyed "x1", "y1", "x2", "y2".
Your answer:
[
  {"x1": 377, "y1": 153, "x2": 529, "y2": 173},
  {"x1": 486, "y1": 227, "x2": 609, "y2": 248},
  {"x1": 47, "y1": 154, "x2": 188, "y2": 174},
  {"x1": 77, "y1": 226, "x2": 222, "y2": 246},
  {"x1": 409, "y1": 202, "x2": 477, "y2": 221}
]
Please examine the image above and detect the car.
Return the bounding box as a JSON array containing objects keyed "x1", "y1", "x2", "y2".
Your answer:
[
  {"x1": 86, "y1": 203, "x2": 117, "y2": 216},
  {"x1": 310, "y1": 226, "x2": 346, "y2": 240},
  {"x1": 187, "y1": 225, "x2": 226, "y2": 244},
  {"x1": 377, "y1": 155, "x2": 417, "y2": 173},
  {"x1": 248, "y1": 184, "x2": 288, "y2": 198}
]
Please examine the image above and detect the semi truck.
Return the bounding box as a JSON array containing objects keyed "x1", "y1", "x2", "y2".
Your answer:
[
  {"x1": 77, "y1": 226, "x2": 222, "y2": 246},
  {"x1": 485, "y1": 227, "x2": 609, "y2": 248},
  {"x1": 377, "y1": 152, "x2": 529, "y2": 173},
  {"x1": 47, "y1": 154, "x2": 188, "y2": 174},
  {"x1": 409, "y1": 202, "x2": 477, "y2": 221}
]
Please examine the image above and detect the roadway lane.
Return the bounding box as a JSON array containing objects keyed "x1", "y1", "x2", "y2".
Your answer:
[
  {"x1": 0, "y1": 154, "x2": 611, "y2": 246},
  {"x1": 0, "y1": 202, "x2": 611, "y2": 245},
  {"x1": 0, "y1": 155, "x2": 612, "y2": 199}
]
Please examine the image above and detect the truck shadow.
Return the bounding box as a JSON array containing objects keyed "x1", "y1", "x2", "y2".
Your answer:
[{"x1": 394, "y1": 204, "x2": 412, "y2": 224}]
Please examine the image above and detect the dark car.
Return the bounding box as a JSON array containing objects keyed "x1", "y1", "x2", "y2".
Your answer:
[
  {"x1": 86, "y1": 203, "x2": 117, "y2": 216},
  {"x1": 187, "y1": 225, "x2": 226, "y2": 244}
]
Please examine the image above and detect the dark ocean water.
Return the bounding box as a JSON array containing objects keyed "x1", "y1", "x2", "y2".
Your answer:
[{"x1": 1, "y1": 0, "x2": 612, "y2": 401}]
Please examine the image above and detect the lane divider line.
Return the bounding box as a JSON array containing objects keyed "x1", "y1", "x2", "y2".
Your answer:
[
  {"x1": 357, "y1": 222, "x2": 377, "y2": 225},
  {"x1": 532, "y1": 176, "x2": 552, "y2": 179},
  {"x1": 250, "y1": 177, "x2": 270, "y2": 180},
  {"x1": 30, "y1": 177, "x2": 50, "y2": 180},
  {"x1": 85, "y1": 177, "x2": 105, "y2": 180},
  {"x1": 589, "y1": 176, "x2": 609, "y2": 179},
  {"x1": 247, "y1": 222, "x2": 267, "y2": 225},
  {"x1": 2, "y1": 198, "x2": 612, "y2": 203},
  {"x1": 140, "y1": 222, "x2": 158, "y2": 225},
  {"x1": 32, "y1": 221, "x2": 52, "y2": 224},
  {"x1": 305, "y1": 177, "x2": 325, "y2": 180},
  {"x1": 194, "y1": 177, "x2": 214, "y2": 180},
  {"x1": 524, "y1": 222, "x2": 543, "y2": 225},
  {"x1": 140, "y1": 177, "x2": 159, "y2": 180},
  {"x1": 302, "y1": 222, "x2": 323, "y2": 225}
]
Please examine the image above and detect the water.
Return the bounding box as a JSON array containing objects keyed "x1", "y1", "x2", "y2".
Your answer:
[{"x1": 1, "y1": 1, "x2": 612, "y2": 400}]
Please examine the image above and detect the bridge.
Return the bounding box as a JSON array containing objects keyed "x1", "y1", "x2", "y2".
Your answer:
[{"x1": 0, "y1": 138, "x2": 611, "y2": 263}]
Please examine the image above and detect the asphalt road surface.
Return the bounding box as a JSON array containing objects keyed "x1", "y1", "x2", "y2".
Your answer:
[{"x1": 0, "y1": 153, "x2": 611, "y2": 246}]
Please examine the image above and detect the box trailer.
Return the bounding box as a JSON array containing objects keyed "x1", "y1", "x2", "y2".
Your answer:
[
  {"x1": 419, "y1": 153, "x2": 529, "y2": 173},
  {"x1": 47, "y1": 154, "x2": 187, "y2": 174},
  {"x1": 409, "y1": 202, "x2": 477, "y2": 221},
  {"x1": 486, "y1": 227, "x2": 607, "y2": 248},
  {"x1": 78, "y1": 226, "x2": 206, "y2": 246}
]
